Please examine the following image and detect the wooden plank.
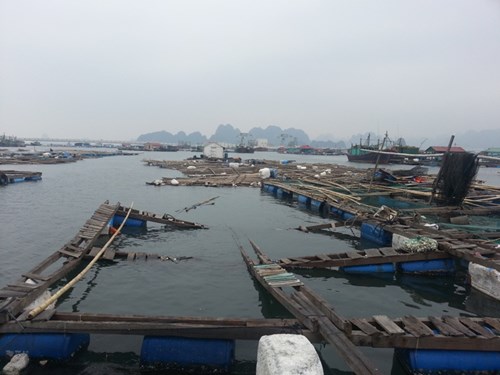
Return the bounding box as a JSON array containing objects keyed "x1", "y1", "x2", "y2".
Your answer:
[
  {"x1": 0, "y1": 290, "x2": 26, "y2": 298},
  {"x1": 32, "y1": 308, "x2": 56, "y2": 321},
  {"x1": 484, "y1": 318, "x2": 500, "y2": 333},
  {"x1": 256, "y1": 269, "x2": 286, "y2": 277},
  {"x1": 379, "y1": 248, "x2": 398, "y2": 256},
  {"x1": 299, "y1": 286, "x2": 350, "y2": 333},
  {"x1": 316, "y1": 316, "x2": 382, "y2": 375},
  {"x1": 364, "y1": 249, "x2": 382, "y2": 257},
  {"x1": 459, "y1": 317, "x2": 496, "y2": 338},
  {"x1": 67, "y1": 244, "x2": 84, "y2": 252},
  {"x1": 316, "y1": 254, "x2": 331, "y2": 261},
  {"x1": 89, "y1": 247, "x2": 101, "y2": 256},
  {"x1": 346, "y1": 251, "x2": 363, "y2": 259},
  {"x1": 428, "y1": 316, "x2": 463, "y2": 337},
  {"x1": 401, "y1": 316, "x2": 434, "y2": 337},
  {"x1": 6, "y1": 284, "x2": 40, "y2": 292},
  {"x1": 351, "y1": 318, "x2": 381, "y2": 336},
  {"x1": 373, "y1": 315, "x2": 405, "y2": 335},
  {"x1": 442, "y1": 316, "x2": 476, "y2": 337},
  {"x1": 58, "y1": 248, "x2": 81, "y2": 258},
  {"x1": 102, "y1": 248, "x2": 116, "y2": 260},
  {"x1": 351, "y1": 331, "x2": 500, "y2": 351},
  {"x1": 267, "y1": 280, "x2": 303, "y2": 287},
  {"x1": 22, "y1": 272, "x2": 50, "y2": 282}
]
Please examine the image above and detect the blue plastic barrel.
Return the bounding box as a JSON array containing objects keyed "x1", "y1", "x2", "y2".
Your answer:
[
  {"x1": 0, "y1": 333, "x2": 89, "y2": 360},
  {"x1": 297, "y1": 195, "x2": 310, "y2": 205},
  {"x1": 112, "y1": 215, "x2": 146, "y2": 228},
  {"x1": 340, "y1": 263, "x2": 395, "y2": 273},
  {"x1": 360, "y1": 222, "x2": 393, "y2": 246},
  {"x1": 140, "y1": 336, "x2": 234, "y2": 370},
  {"x1": 398, "y1": 259, "x2": 455, "y2": 274},
  {"x1": 330, "y1": 207, "x2": 342, "y2": 217},
  {"x1": 342, "y1": 212, "x2": 355, "y2": 221},
  {"x1": 310, "y1": 199, "x2": 322, "y2": 210},
  {"x1": 396, "y1": 348, "x2": 500, "y2": 372}
]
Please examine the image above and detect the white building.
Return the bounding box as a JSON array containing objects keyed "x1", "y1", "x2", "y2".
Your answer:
[{"x1": 203, "y1": 142, "x2": 224, "y2": 159}]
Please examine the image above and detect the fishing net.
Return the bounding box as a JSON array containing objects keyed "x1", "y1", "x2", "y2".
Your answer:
[
  {"x1": 397, "y1": 236, "x2": 439, "y2": 253},
  {"x1": 432, "y1": 152, "x2": 479, "y2": 206}
]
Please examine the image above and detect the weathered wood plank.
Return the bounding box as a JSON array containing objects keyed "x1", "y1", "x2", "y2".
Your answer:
[
  {"x1": 484, "y1": 318, "x2": 500, "y2": 333},
  {"x1": 102, "y1": 248, "x2": 116, "y2": 260},
  {"x1": 401, "y1": 316, "x2": 434, "y2": 337},
  {"x1": 459, "y1": 317, "x2": 496, "y2": 338},
  {"x1": 373, "y1": 315, "x2": 405, "y2": 335},
  {"x1": 351, "y1": 318, "x2": 381, "y2": 336},
  {"x1": 22, "y1": 272, "x2": 50, "y2": 282},
  {"x1": 442, "y1": 316, "x2": 476, "y2": 337},
  {"x1": 428, "y1": 316, "x2": 463, "y2": 337},
  {"x1": 58, "y1": 248, "x2": 81, "y2": 258}
]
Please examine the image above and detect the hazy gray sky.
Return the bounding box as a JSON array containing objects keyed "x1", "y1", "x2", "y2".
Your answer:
[{"x1": 1, "y1": 0, "x2": 499, "y2": 141}]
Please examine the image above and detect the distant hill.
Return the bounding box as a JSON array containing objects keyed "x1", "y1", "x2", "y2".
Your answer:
[
  {"x1": 138, "y1": 124, "x2": 313, "y2": 146},
  {"x1": 136, "y1": 127, "x2": 500, "y2": 151}
]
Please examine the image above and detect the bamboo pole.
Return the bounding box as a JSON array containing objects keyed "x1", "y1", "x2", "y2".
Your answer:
[{"x1": 27, "y1": 203, "x2": 134, "y2": 320}]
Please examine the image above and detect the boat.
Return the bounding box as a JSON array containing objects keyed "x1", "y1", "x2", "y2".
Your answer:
[
  {"x1": 346, "y1": 134, "x2": 391, "y2": 164},
  {"x1": 0, "y1": 135, "x2": 25, "y2": 148},
  {"x1": 234, "y1": 145, "x2": 254, "y2": 153},
  {"x1": 346, "y1": 145, "x2": 391, "y2": 163},
  {"x1": 234, "y1": 133, "x2": 255, "y2": 153},
  {"x1": 347, "y1": 133, "x2": 421, "y2": 164}
]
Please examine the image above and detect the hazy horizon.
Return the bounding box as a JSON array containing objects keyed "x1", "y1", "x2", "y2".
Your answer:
[{"x1": 1, "y1": 1, "x2": 499, "y2": 141}]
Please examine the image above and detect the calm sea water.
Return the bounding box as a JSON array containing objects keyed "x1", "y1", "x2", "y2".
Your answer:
[{"x1": 1, "y1": 150, "x2": 499, "y2": 374}]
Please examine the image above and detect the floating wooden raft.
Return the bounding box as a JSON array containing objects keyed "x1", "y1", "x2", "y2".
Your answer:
[
  {"x1": 241, "y1": 240, "x2": 382, "y2": 375},
  {"x1": 87, "y1": 247, "x2": 193, "y2": 262},
  {"x1": 0, "y1": 170, "x2": 42, "y2": 183},
  {"x1": 0, "y1": 202, "x2": 119, "y2": 323},
  {"x1": 0, "y1": 312, "x2": 318, "y2": 341},
  {"x1": 348, "y1": 315, "x2": 500, "y2": 351},
  {"x1": 116, "y1": 205, "x2": 206, "y2": 229},
  {"x1": 151, "y1": 173, "x2": 262, "y2": 187},
  {"x1": 388, "y1": 224, "x2": 500, "y2": 272},
  {"x1": 279, "y1": 247, "x2": 450, "y2": 269},
  {"x1": 242, "y1": 241, "x2": 500, "y2": 373}
]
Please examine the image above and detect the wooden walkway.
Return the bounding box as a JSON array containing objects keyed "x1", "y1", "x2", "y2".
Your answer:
[
  {"x1": 241, "y1": 240, "x2": 382, "y2": 375},
  {"x1": 0, "y1": 170, "x2": 42, "y2": 185},
  {"x1": 0, "y1": 312, "x2": 317, "y2": 341},
  {"x1": 115, "y1": 205, "x2": 206, "y2": 229},
  {"x1": 278, "y1": 247, "x2": 451, "y2": 269},
  {"x1": 0, "y1": 202, "x2": 119, "y2": 323},
  {"x1": 349, "y1": 315, "x2": 500, "y2": 351},
  {"x1": 240, "y1": 240, "x2": 500, "y2": 374}
]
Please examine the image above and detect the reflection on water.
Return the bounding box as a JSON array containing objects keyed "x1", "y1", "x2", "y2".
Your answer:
[
  {"x1": 465, "y1": 288, "x2": 500, "y2": 317},
  {"x1": 295, "y1": 267, "x2": 472, "y2": 312}
]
